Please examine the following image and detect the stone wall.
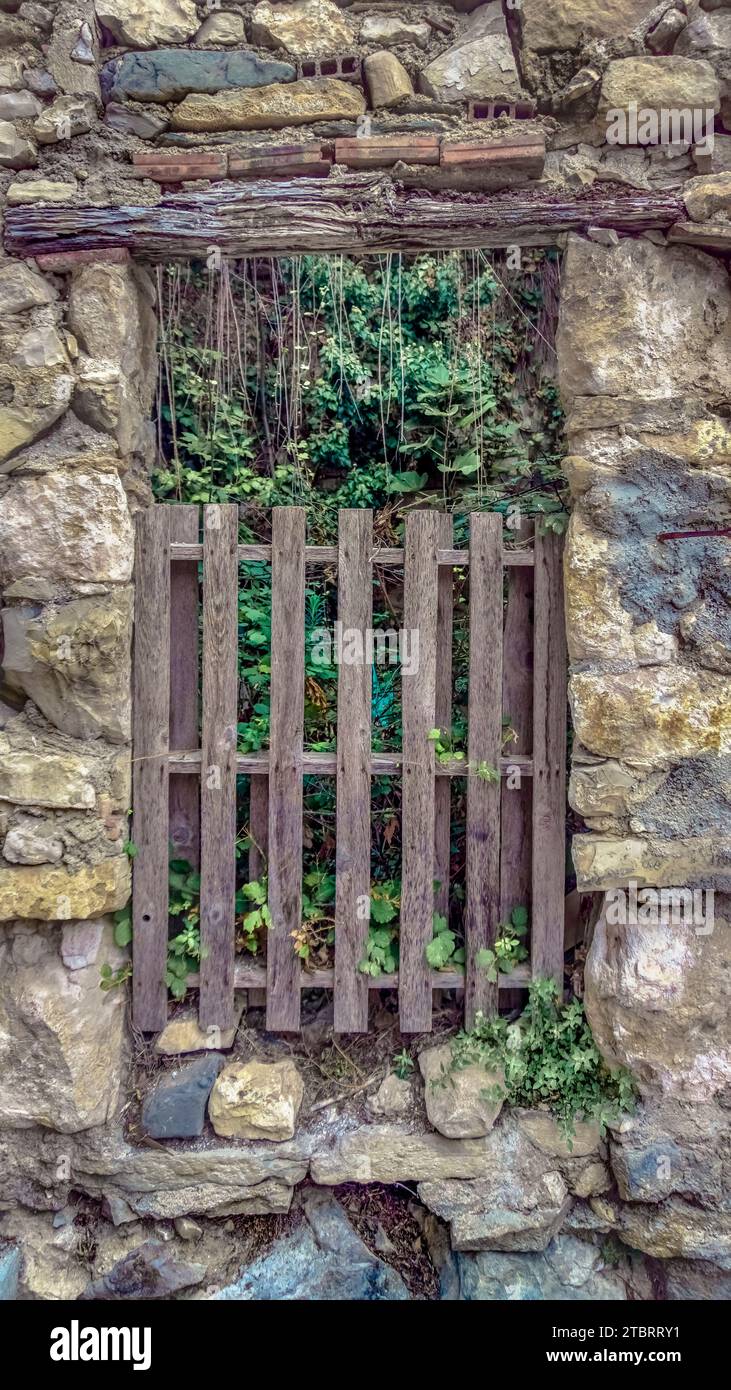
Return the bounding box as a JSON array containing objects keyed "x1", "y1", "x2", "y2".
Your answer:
[
  {"x1": 1, "y1": 1, "x2": 730, "y2": 207},
  {"x1": 1, "y1": 0, "x2": 731, "y2": 1301}
]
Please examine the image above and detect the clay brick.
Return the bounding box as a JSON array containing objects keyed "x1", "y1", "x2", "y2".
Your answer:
[
  {"x1": 468, "y1": 99, "x2": 537, "y2": 121},
  {"x1": 298, "y1": 55, "x2": 362, "y2": 84},
  {"x1": 131, "y1": 152, "x2": 228, "y2": 183},
  {"x1": 335, "y1": 135, "x2": 440, "y2": 170},
  {"x1": 229, "y1": 143, "x2": 332, "y2": 179},
  {"x1": 440, "y1": 137, "x2": 545, "y2": 176}
]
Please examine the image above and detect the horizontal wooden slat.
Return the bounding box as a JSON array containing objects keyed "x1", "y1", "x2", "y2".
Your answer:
[
  {"x1": 169, "y1": 542, "x2": 534, "y2": 567},
  {"x1": 185, "y1": 963, "x2": 532, "y2": 990},
  {"x1": 169, "y1": 750, "x2": 534, "y2": 777},
  {"x1": 4, "y1": 182, "x2": 685, "y2": 262}
]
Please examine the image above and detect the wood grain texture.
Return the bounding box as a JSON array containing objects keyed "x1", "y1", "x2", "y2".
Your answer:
[
  {"x1": 266, "y1": 508, "x2": 305, "y2": 1031},
  {"x1": 171, "y1": 542, "x2": 534, "y2": 567},
  {"x1": 169, "y1": 505, "x2": 200, "y2": 870},
  {"x1": 247, "y1": 775, "x2": 269, "y2": 1008},
  {"x1": 500, "y1": 518, "x2": 534, "y2": 1008},
  {"x1": 132, "y1": 507, "x2": 171, "y2": 1032},
  {"x1": 4, "y1": 182, "x2": 685, "y2": 261},
  {"x1": 199, "y1": 504, "x2": 239, "y2": 1030},
  {"x1": 465, "y1": 512, "x2": 503, "y2": 1026},
  {"x1": 187, "y1": 962, "x2": 532, "y2": 991},
  {"x1": 334, "y1": 510, "x2": 373, "y2": 1033},
  {"x1": 532, "y1": 531, "x2": 567, "y2": 986},
  {"x1": 170, "y1": 749, "x2": 533, "y2": 777},
  {"x1": 400, "y1": 511, "x2": 440, "y2": 1033},
  {"x1": 434, "y1": 513, "x2": 453, "y2": 923}
]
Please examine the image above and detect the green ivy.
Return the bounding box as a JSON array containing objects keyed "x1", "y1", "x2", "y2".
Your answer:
[{"x1": 448, "y1": 978, "x2": 636, "y2": 1141}]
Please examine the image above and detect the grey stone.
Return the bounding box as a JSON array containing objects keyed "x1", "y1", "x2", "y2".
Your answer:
[
  {"x1": 70, "y1": 20, "x2": 95, "y2": 64},
  {"x1": 584, "y1": 895, "x2": 731, "y2": 1099},
  {"x1": 646, "y1": 8, "x2": 688, "y2": 52},
  {"x1": 0, "y1": 119, "x2": 36, "y2": 169},
  {"x1": 96, "y1": 0, "x2": 199, "y2": 48},
  {"x1": 174, "y1": 1217, "x2": 202, "y2": 1241},
  {"x1": 80, "y1": 1241, "x2": 206, "y2": 1300},
  {"x1": 3, "y1": 820, "x2": 64, "y2": 866},
  {"x1": 0, "y1": 58, "x2": 26, "y2": 92},
  {"x1": 25, "y1": 69, "x2": 58, "y2": 100},
  {"x1": 19, "y1": 4, "x2": 54, "y2": 32},
  {"x1": 609, "y1": 1098, "x2": 727, "y2": 1206},
  {"x1": 419, "y1": 1042, "x2": 504, "y2": 1139},
  {"x1": 195, "y1": 12, "x2": 246, "y2": 46},
  {"x1": 33, "y1": 95, "x2": 96, "y2": 145},
  {"x1": 0, "y1": 471, "x2": 133, "y2": 585},
  {"x1": 0, "y1": 91, "x2": 41, "y2": 121},
  {"x1": 664, "y1": 1258, "x2": 731, "y2": 1300},
  {"x1": 47, "y1": 2, "x2": 100, "y2": 103},
  {"x1": 0, "y1": 261, "x2": 55, "y2": 315},
  {"x1": 0, "y1": 919, "x2": 129, "y2": 1133},
  {"x1": 420, "y1": 1171, "x2": 571, "y2": 1252},
  {"x1": 108, "y1": 49, "x2": 297, "y2": 105},
  {"x1": 141, "y1": 1054, "x2": 225, "y2": 1139},
  {"x1": 617, "y1": 1197, "x2": 731, "y2": 1265},
  {"x1": 251, "y1": 0, "x2": 355, "y2": 58},
  {"x1": 455, "y1": 1236, "x2": 628, "y2": 1300},
  {"x1": 102, "y1": 1194, "x2": 137, "y2": 1226},
  {"x1": 215, "y1": 1190, "x2": 411, "y2": 1300},
  {"x1": 419, "y1": 1, "x2": 524, "y2": 104},
  {"x1": 1, "y1": 588, "x2": 134, "y2": 744},
  {"x1": 360, "y1": 16, "x2": 430, "y2": 49},
  {"x1": 675, "y1": 10, "x2": 731, "y2": 57},
  {"x1": 104, "y1": 101, "x2": 169, "y2": 138},
  {"x1": 366, "y1": 1073, "x2": 412, "y2": 1119},
  {"x1": 416, "y1": 1110, "x2": 605, "y2": 1252},
  {"x1": 61, "y1": 919, "x2": 106, "y2": 971},
  {"x1": 0, "y1": 1245, "x2": 21, "y2": 1301}
]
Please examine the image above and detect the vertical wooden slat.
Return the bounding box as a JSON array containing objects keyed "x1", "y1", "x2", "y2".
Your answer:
[
  {"x1": 248, "y1": 776, "x2": 269, "y2": 884},
  {"x1": 133, "y1": 507, "x2": 170, "y2": 1032},
  {"x1": 400, "y1": 511, "x2": 440, "y2": 1033},
  {"x1": 500, "y1": 517, "x2": 533, "y2": 1009},
  {"x1": 169, "y1": 505, "x2": 200, "y2": 869},
  {"x1": 334, "y1": 509, "x2": 373, "y2": 1033},
  {"x1": 199, "y1": 503, "x2": 239, "y2": 1030},
  {"x1": 465, "y1": 512, "x2": 503, "y2": 1027},
  {"x1": 247, "y1": 774, "x2": 269, "y2": 1008},
  {"x1": 266, "y1": 507, "x2": 305, "y2": 1031},
  {"x1": 531, "y1": 530, "x2": 567, "y2": 985},
  {"x1": 434, "y1": 512, "x2": 453, "y2": 922}
]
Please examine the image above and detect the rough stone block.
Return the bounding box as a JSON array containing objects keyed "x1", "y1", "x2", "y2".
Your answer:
[{"x1": 141, "y1": 1054, "x2": 224, "y2": 1139}]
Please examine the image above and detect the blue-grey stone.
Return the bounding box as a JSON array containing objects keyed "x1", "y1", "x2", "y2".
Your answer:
[
  {"x1": 141, "y1": 1053, "x2": 223, "y2": 1139},
  {"x1": 215, "y1": 1191, "x2": 411, "y2": 1301},
  {"x1": 0, "y1": 1245, "x2": 21, "y2": 1301},
  {"x1": 106, "y1": 50, "x2": 297, "y2": 105},
  {"x1": 454, "y1": 1236, "x2": 627, "y2": 1301},
  {"x1": 80, "y1": 1242, "x2": 205, "y2": 1300}
]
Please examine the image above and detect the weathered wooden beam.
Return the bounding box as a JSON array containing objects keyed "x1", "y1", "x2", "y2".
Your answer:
[{"x1": 3, "y1": 175, "x2": 686, "y2": 260}]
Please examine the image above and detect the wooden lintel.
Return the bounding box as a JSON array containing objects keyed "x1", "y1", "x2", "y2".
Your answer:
[{"x1": 2, "y1": 174, "x2": 686, "y2": 261}]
